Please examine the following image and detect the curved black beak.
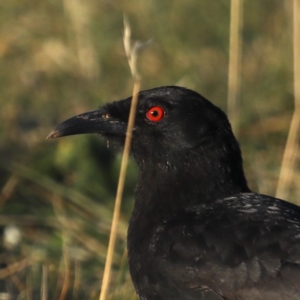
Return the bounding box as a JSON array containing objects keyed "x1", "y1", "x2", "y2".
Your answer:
[{"x1": 47, "y1": 109, "x2": 127, "y2": 140}]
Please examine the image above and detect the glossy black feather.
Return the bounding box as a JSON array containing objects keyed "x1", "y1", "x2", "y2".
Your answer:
[{"x1": 49, "y1": 86, "x2": 300, "y2": 299}]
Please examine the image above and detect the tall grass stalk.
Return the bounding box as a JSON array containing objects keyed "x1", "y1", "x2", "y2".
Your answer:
[
  {"x1": 99, "y1": 18, "x2": 141, "y2": 300},
  {"x1": 227, "y1": 0, "x2": 243, "y2": 136},
  {"x1": 58, "y1": 231, "x2": 71, "y2": 300},
  {"x1": 41, "y1": 264, "x2": 48, "y2": 300},
  {"x1": 276, "y1": 0, "x2": 300, "y2": 200}
]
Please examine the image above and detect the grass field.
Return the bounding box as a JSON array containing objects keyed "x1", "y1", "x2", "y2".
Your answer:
[{"x1": 0, "y1": 1, "x2": 299, "y2": 299}]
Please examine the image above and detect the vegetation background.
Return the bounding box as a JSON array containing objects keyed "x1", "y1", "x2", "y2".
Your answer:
[{"x1": 0, "y1": 1, "x2": 298, "y2": 299}]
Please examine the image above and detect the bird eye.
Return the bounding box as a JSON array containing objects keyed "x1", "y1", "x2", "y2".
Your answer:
[{"x1": 146, "y1": 106, "x2": 165, "y2": 122}]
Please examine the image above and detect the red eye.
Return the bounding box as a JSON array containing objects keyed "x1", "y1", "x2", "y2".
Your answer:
[{"x1": 146, "y1": 106, "x2": 165, "y2": 122}]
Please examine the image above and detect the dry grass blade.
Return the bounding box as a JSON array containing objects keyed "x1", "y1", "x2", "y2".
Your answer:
[
  {"x1": 51, "y1": 194, "x2": 109, "y2": 258},
  {"x1": 0, "y1": 175, "x2": 19, "y2": 207},
  {"x1": 58, "y1": 232, "x2": 71, "y2": 300},
  {"x1": 99, "y1": 18, "x2": 142, "y2": 300},
  {"x1": 41, "y1": 264, "x2": 48, "y2": 300},
  {"x1": 276, "y1": 0, "x2": 300, "y2": 200},
  {"x1": 123, "y1": 16, "x2": 140, "y2": 80},
  {"x1": 227, "y1": 0, "x2": 243, "y2": 136},
  {"x1": 0, "y1": 258, "x2": 29, "y2": 279}
]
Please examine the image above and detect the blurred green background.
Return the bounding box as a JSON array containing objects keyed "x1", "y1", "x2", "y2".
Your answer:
[{"x1": 0, "y1": 1, "x2": 297, "y2": 299}]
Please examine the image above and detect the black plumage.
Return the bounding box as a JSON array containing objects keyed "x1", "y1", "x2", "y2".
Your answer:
[{"x1": 48, "y1": 86, "x2": 300, "y2": 300}]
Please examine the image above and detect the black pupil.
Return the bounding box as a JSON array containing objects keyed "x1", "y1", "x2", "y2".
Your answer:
[{"x1": 151, "y1": 110, "x2": 159, "y2": 117}]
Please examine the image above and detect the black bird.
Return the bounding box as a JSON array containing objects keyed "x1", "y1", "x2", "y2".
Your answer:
[{"x1": 48, "y1": 86, "x2": 300, "y2": 300}]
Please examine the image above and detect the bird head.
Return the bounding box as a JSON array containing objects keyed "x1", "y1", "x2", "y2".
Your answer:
[
  {"x1": 50, "y1": 86, "x2": 229, "y2": 142},
  {"x1": 47, "y1": 86, "x2": 247, "y2": 190}
]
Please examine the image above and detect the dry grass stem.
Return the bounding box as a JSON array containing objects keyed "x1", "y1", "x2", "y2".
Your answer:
[
  {"x1": 0, "y1": 258, "x2": 29, "y2": 279},
  {"x1": 123, "y1": 16, "x2": 141, "y2": 80},
  {"x1": 227, "y1": 0, "x2": 243, "y2": 136},
  {"x1": 58, "y1": 232, "x2": 71, "y2": 300},
  {"x1": 9, "y1": 274, "x2": 25, "y2": 292},
  {"x1": 99, "y1": 18, "x2": 142, "y2": 300},
  {"x1": 51, "y1": 195, "x2": 108, "y2": 257},
  {"x1": 0, "y1": 175, "x2": 19, "y2": 207},
  {"x1": 276, "y1": 0, "x2": 300, "y2": 200},
  {"x1": 41, "y1": 264, "x2": 48, "y2": 300}
]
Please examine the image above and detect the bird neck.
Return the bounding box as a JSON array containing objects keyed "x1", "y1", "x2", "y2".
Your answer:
[
  {"x1": 128, "y1": 146, "x2": 250, "y2": 257},
  {"x1": 134, "y1": 147, "x2": 250, "y2": 217}
]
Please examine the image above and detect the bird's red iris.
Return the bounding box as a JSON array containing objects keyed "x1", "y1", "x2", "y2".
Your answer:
[{"x1": 146, "y1": 106, "x2": 165, "y2": 122}]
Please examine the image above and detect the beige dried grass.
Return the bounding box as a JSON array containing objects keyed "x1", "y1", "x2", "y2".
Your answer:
[
  {"x1": 99, "y1": 17, "x2": 141, "y2": 300},
  {"x1": 62, "y1": 0, "x2": 99, "y2": 79},
  {"x1": 276, "y1": 0, "x2": 300, "y2": 200},
  {"x1": 227, "y1": 0, "x2": 243, "y2": 137}
]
